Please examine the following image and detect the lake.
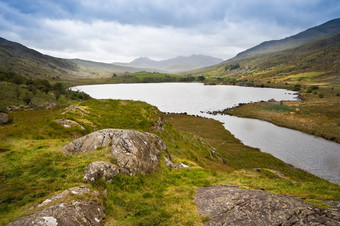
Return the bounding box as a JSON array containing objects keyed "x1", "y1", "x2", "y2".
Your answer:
[{"x1": 73, "y1": 83, "x2": 340, "y2": 185}]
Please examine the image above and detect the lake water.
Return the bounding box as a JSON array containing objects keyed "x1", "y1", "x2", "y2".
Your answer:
[{"x1": 73, "y1": 83, "x2": 340, "y2": 185}]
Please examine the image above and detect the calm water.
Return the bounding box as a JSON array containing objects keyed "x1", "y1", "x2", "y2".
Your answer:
[{"x1": 73, "y1": 83, "x2": 340, "y2": 185}]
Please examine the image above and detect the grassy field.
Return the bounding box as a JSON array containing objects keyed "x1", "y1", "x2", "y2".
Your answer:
[
  {"x1": 1, "y1": 99, "x2": 339, "y2": 225},
  {"x1": 226, "y1": 86, "x2": 340, "y2": 143}
]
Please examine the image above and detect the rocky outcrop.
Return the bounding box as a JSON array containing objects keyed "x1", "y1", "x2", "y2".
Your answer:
[
  {"x1": 36, "y1": 185, "x2": 91, "y2": 208},
  {"x1": 0, "y1": 112, "x2": 9, "y2": 124},
  {"x1": 44, "y1": 101, "x2": 56, "y2": 109},
  {"x1": 62, "y1": 129, "x2": 167, "y2": 176},
  {"x1": 84, "y1": 161, "x2": 119, "y2": 183},
  {"x1": 56, "y1": 119, "x2": 85, "y2": 130},
  {"x1": 8, "y1": 200, "x2": 104, "y2": 226},
  {"x1": 9, "y1": 185, "x2": 105, "y2": 226},
  {"x1": 164, "y1": 156, "x2": 189, "y2": 169},
  {"x1": 195, "y1": 185, "x2": 340, "y2": 225},
  {"x1": 62, "y1": 105, "x2": 89, "y2": 116}
]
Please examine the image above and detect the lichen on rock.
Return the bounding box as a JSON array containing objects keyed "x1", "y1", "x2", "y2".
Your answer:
[
  {"x1": 84, "y1": 161, "x2": 119, "y2": 183},
  {"x1": 62, "y1": 129, "x2": 167, "y2": 176}
]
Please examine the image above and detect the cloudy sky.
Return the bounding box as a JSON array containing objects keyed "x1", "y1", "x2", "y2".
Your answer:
[{"x1": 0, "y1": 0, "x2": 339, "y2": 62}]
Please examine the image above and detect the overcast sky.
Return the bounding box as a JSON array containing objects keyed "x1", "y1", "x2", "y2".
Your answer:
[{"x1": 0, "y1": 0, "x2": 339, "y2": 62}]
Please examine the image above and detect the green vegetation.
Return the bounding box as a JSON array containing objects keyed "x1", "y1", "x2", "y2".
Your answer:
[
  {"x1": 1, "y1": 100, "x2": 339, "y2": 225},
  {"x1": 0, "y1": 70, "x2": 91, "y2": 111},
  {"x1": 226, "y1": 88, "x2": 340, "y2": 143}
]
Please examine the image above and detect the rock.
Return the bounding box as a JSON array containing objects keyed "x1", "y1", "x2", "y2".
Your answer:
[
  {"x1": 8, "y1": 200, "x2": 105, "y2": 226},
  {"x1": 56, "y1": 119, "x2": 85, "y2": 130},
  {"x1": 36, "y1": 185, "x2": 91, "y2": 208},
  {"x1": 164, "y1": 156, "x2": 179, "y2": 168},
  {"x1": 84, "y1": 161, "x2": 119, "y2": 183},
  {"x1": 45, "y1": 101, "x2": 56, "y2": 109},
  {"x1": 0, "y1": 112, "x2": 9, "y2": 124},
  {"x1": 151, "y1": 116, "x2": 166, "y2": 131},
  {"x1": 62, "y1": 129, "x2": 167, "y2": 176},
  {"x1": 9, "y1": 185, "x2": 105, "y2": 226},
  {"x1": 164, "y1": 156, "x2": 189, "y2": 169},
  {"x1": 195, "y1": 185, "x2": 340, "y2": 225},
  {"x1": 62, "y1": 105, "x2": 89, "y2": 116}
]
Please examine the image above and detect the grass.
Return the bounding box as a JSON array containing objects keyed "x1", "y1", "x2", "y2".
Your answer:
[
  {"x1": 0, "y1": 99, "x2": 339, "y2": 225},
  {"x1": 226, "y1": 87, "x2": 340, "y2": 143}
]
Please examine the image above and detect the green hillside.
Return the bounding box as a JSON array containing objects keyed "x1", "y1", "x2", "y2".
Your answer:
[{"x1": 190, "y1": 33, "x2": 340, "y2": 87}]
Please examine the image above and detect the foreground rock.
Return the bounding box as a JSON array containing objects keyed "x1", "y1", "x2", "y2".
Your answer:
[
  {"x1": 9, "y1": 185, "x2": 105, "y2": 226},
  {"x1": 62, "y1": 129, "x2": 167, "y2": 176},
  {"x1": 195, "y1": 185, "x2": 340, "y2": 225},
  {"x1": 8, "y1": 201, "x2": 104, "y2": 226},
  {"x1": 0, "y1": 112, "x2": 9, "y2": 124},
  {"x1": 84, "y1": 161, "x2": 119, "y2": 183}
]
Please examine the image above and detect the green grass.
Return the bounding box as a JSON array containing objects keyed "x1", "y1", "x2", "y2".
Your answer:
[{"x1": 0, "y1": 100, "x2": 339, "y2": 225}]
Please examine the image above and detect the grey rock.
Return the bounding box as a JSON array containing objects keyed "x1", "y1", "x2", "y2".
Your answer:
[
  {"x1": 195, "y1": 185, "x2": 340, "y2": 225},
  {"x1": 36, "y1": 185, "x2": 90, "y2": 208},
  {"x1": 45, "y1": 101, "x2": 56, "y2": 109},
  {"x1": 9, "y1": 185, "x2": 104, "y2": 226},
  {"x1": 8, "y1": 200, "x2": 105, "y2": 226},
  {"x1": 0, "y1": 112, "x2": 9, "y2": 124},
  {"x1": 62, "y1": 129, "x2": 167, "y2": 175},
  {"x1": 84, "y1": 161, "x2": 119, "y2": 183},
  {"x1": 164, "y1": 156, "x2": 189, "y2": 169},
  {"x1": 56, "y1": 119, "x2": 85, "y2": 130}
]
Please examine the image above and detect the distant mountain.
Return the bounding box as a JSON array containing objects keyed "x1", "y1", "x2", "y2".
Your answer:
[
  {"x1": 0, "y1": 37, "x2": 79, "y2": 79},
  {"x1": 0, "y1": 37, "x2": 157, "y2": 79},
  {"x1": 231, "y1": 18, "x2": 340, "y2": 61},
  {"x1": 70, "y1": 59, "x2": 158, "y2": 74},
  {"x1": 114, "y1": 54, "x2": 224, "y2": 73}
]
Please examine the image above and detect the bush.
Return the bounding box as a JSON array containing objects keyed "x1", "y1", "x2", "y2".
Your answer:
[
  {"x1": 293, "y1": 84, "x2": 301, "y2": 91},
  {"x1": 307, "y1": 85, "x2": 319, "y2": 93},
  {"x1": 225, "y1": 63, "x2": 240, "y2": 71}
]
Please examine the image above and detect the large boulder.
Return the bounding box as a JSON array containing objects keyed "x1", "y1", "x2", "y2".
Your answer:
[
  {"x1": 62, "y1": 129, "x2": 167, "y2": 176},
  {"x1": 0, "y1": 112, "x2": 9, "y2": 124},
  {"x1": 195, "y1": 185, "x2": 340, "y2": 225},
  {"x1": 84, "y1": 161, "x2": 119, "y2": 183},
  {"x1": 8, "y1": 200, "x2": 105, "y2": 226},
  {"x1": 8, "y1": 185, "x2": 105, "y2": 226}
]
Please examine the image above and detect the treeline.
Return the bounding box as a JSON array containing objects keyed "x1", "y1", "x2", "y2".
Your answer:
[{"x1": 0, "y1": 71, "x2": 91, "y2": 102}]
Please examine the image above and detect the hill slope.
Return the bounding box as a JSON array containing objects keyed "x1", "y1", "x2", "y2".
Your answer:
[
  {"x1": 231, "y1": 18, "x2": 340, "y2": 61},
  {"x1": 0, "y1": 37, "x2": 80, "y2": 79}
]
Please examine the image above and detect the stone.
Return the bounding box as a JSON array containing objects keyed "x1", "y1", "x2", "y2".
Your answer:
[
  {"x1": 9, "y1": 185, "x2": 105, "y2": 226},
  {"x1": 195, "y1": 185, "x2": 340, "y2": 225},
  {"x1": 62, "y1": 105, "x2": 89, "y2": 116},
  {"x1": 8, "y1": 200, "x2": 105, "y2": 226},
  {"x1": 84, "y1": 161, "x2": 119, "y2": 183},
  {"x1": 62, "y1": 129, "x2": 167, "y2": 176},
  {"x1": 0, "y1": 112, "x2": 9, "y2": 124},
  {"x1": 56, "y1": 119, "x2": 85, "y2": 130},
  {"x1": 36, "y1": 185, "x2": 90, "y2": 208},
  {"x1": 45, "y1": 101, "x2": 56, "y2": 109}
]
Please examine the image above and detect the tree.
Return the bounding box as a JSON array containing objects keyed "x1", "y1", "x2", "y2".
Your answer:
[{"x1": 197, "y1": 75, "x2": 205, "y2": 81}]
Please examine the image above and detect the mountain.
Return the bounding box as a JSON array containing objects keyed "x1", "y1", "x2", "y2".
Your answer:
[
  {"x1": 114, "y1": 54, "x2": 224, "y2": 73},
  {"x1": 69, "y1": 58, "x2": 159, "y2": 74},
  {"x1": 0, "y1": 37, "x2": 79, "y2": 79},
  {"x1": 189, "y1": 19, "x2": 340, "y2": 86},
  {"x1": 0, "y1": 37, "x2": 156, "y2": 79},
  {"x1": 231, "y1": 18, "x2": 340, "y2": 61}
]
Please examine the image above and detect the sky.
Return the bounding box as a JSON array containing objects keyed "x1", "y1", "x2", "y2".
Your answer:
[{"x1": 0, "y1": 0, "x2": 339, "y2": 63}]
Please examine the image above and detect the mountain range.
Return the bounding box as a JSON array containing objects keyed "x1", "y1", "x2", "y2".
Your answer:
[
  {"x1": 0, "y1": 18, "x2": 339, "y2": 81},
  {"x1": 113, "y1": 54, "x2": 224, "y2": 73}
]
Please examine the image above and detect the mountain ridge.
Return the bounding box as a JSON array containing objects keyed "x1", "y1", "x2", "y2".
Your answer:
[
  {"x1": 230, "y1": 18, "x2": 340, "y2": 61},
  {"x1": 114, "y1": 54, "x2": 224, "y2": 73}
]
